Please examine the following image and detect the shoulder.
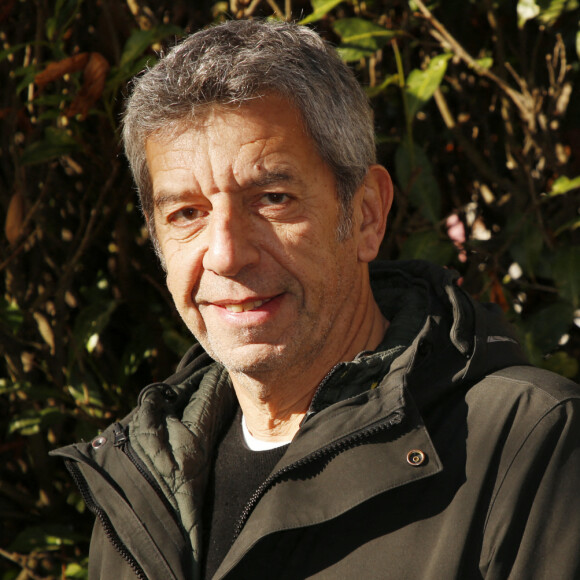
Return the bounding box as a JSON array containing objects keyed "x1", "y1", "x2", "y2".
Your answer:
[
  {"x1": 470, "y1": 364, "x2": 579, "y2": 403},
  {"x1": 460, "y1": 365, "x2": 580, "y2": 463},
  {"x1": 477, "y1": 364, "x2": 580, "y2": 410},
  {"x1": 476, "y1": 368, "x2": 580, "y2": 577},
  {"x1": 460, "y1": 365, "x2": 580, "y2": 478}
]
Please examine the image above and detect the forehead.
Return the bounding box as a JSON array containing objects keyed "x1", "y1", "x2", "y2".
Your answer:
[
  {"x1": 149, "y1": 95, "x2": 307, "y2": 153},
  {"x1": 145, "y1": 95, "x2": 332, "y2": 194}
]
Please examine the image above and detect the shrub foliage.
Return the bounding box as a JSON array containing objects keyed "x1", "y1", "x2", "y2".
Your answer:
[{"x1": 1, "y1": 0, "x2": 578, "y2": 577}]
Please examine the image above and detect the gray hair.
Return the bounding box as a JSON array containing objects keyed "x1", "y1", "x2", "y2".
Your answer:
[{"x1": 122, "y1": 19, "x2": 376, "y2": 247}]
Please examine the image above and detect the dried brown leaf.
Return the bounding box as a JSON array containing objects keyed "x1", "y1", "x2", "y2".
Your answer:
[
  {"x1": 489, "y1": 274, "x2": 510, "y2": 313},
  {"x1": 66, "y1": 52, "x2": 110, "y2": 119},
  {"x1": 33, "y1": 311, "x2": 55, "y2": 353},
  {"x1": 5, "y1": 192, "x2": 25, "y2": 245},
  {"x1": 34, "y1": 53, "x2": 90, "y2": 89}
]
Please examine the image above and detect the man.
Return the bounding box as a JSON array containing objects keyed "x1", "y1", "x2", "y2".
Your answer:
[{"x1": 52, "y1": 19, "x2": 580, "y2": 579}]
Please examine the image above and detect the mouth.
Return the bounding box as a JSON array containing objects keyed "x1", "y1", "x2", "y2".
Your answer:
[{"x1": 220, "y1": 298, "x2": 273, "y2": 313}]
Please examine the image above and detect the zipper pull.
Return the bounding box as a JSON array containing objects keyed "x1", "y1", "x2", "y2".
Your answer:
[{"x1": 112, "y1": 423, "x2": 128, "y2": 447}]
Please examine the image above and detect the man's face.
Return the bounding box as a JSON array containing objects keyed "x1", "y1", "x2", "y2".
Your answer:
[{"x1": 146, "y1": 95, "x2": 369, "y2": 378}]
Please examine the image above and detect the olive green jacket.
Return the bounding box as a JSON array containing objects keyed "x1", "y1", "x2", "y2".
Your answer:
[{"x1": 52, "y1": 261, "x2": 580, "y2": 579}]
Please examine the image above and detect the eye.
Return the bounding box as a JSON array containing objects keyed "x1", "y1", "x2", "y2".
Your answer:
[
  {"x1": 168, "y1": 207, "x2": 205, "y2": 225},
  {"x1": 261, "y1": 193, "x2": 289, "y2": 206}
]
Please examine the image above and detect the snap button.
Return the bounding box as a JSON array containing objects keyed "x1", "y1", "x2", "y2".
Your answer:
[
  {"x1": 91, "y1": 436, "x2": 107, "y2": 449},
  {"x1": 407, "y1": 449, "x2": 426, "y2": 466}
]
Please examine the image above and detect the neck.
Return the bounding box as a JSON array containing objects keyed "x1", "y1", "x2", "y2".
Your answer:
[{"x1": 232, "y1": 286, "x2": 388, "y2": 442}]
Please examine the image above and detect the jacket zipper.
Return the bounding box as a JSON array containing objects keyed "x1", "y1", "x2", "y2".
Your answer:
[
  {"x1": 300, "y1": 362, "x2": 346, "y2": 426},
  {"x1": 64, "y1": 460, "x2": 148, "y2": 580},
  {"x1": 233, "y1": 410, "x2": 403, "y2": 539}
]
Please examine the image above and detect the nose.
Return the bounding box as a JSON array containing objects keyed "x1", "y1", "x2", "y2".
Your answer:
[{"x1": 202, "y1": 203, "x2": 260, "y2": 277}]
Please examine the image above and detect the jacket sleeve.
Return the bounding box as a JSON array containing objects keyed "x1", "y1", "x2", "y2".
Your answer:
[{"x1": 481, "y1": 397, "x2": 580, "y2": 579}]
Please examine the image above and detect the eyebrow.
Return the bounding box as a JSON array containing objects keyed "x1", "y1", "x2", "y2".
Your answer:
[
  {"x1": 153, "y1": 169, "x2": 299, "y2": 209},
  {"x1": 248, "y1": 170, "x2": 296, "y2": 188},
  {"x1": 154, "y1": 192, "x2": 194, "y2": 210}
]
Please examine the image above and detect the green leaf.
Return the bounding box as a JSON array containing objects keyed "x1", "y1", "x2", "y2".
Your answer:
[
  {"x1": 46, "y1": 0, "x2": 83, "y2": 42},
  {"x1": 65, "y1": 562, "x2": 89, "y2": 579},
  {"x1": 163, "y1": 328, "x2": 194, "y2": 358},
  {"x1": 299, "y1": 0, "x2": 344, "y2": 24},
  {"x1": 38, "y1": 109, "x2": 70, "y2": 123},
  {"x1": 399, "y1": 230, "x2": 455, "y2": 265},
  {"x1": 375, "y1": 133, "x2": 402, "y2": 145},
  {"x1": 395, "y1": 138, "x2": 442, "y2": 223},
  {"x1": 120, "y1": 30, "x2": 156, "y2": 69},
  {"x1": 0, "y1": 297, "x2": 24, "y2": 333},
  {"x1": 0, "y1": 380, "x2": 67, "y2": 401},
  {"x1": 536, "y1": 0, "x2": 579, "y2": 25},
  {"x1": 66, "y1": 488, "x2": 87, "y2": 514},
  {"x1": 524, "y1": 300, "x2": 574, "y2": 353},
  {"x1": 15, "y1": 65, "x2": 42, "y2": 95},
  {"x1": 119, "y1": 326, "x2": 156, "y2": 383},
  {"x1": 33, "y1": 93, "x2": 74, "y2": 107},
  {"x1": 366, "y1": 73, "x2": 399, "y2": 97},
  {"x1": 541, "y1": 351, "x2": 579, "y2": 379},
  {"x1": 9, "y1": 406, "x2": 64, "y2": 436},
  {"x1": 506, "y1": 215, "x2": 544, "y2": 277},
  {"x1": 333, "y1": 18, "x2": 401, "y2": 62},
  {"x1": 0, "y1": 379, "x2": 17, "y2": 394},
  {"x1": 475, "y1": 56, "x2": 493, "y2": 70},
  {"x1": 10, "y1": 524, "x2": 86, "y2": 553},
  {"x1": 517, "y1": 0, "x2": 579, "y2": 27},
  {"x1": 66, "y1": 351, "x2": 110, "y2": 412},
  {"x1": 0, "y1": 42, "x2": 28, "y2": 63},
  {"x1": 555, "y1": 217, "x2": 580, "y2": 236},
  {"x1": 406, "y1": 53, "x2": 452, "y2": 119},
  {"x1": 19, "y1": 127, "x2": 79, "y2": 165},
  {"x1": 107, "y1": 55, "x2": 156, "y2": 93},
  {"x1": 549, "y1": 175, "x2": 580, "y2": 196},
  {"x1": 71, "y1": 299, "x2": 117, "y2": 356},
  {"x1": 120, "y1": 25, "x2": 182, "y2": 70},
  {"x1": 552, "y1": 246, "x2": 580, "y2": 308},
  {"x1": 66, "y1": 382, "x2": 106, "y2": 410}
]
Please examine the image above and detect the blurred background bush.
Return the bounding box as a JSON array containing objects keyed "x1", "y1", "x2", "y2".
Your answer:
[{"x1": 1, "y1": 0, "x2": 579, "y2": 577}]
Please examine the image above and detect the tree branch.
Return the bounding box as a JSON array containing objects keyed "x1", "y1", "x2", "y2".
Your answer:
[
  {"x1": 432, "y1": 88, "x2": 515, "y2": 195},
  {"x1": 412, "y1": 0, "x2": 537, "y2": 131}
]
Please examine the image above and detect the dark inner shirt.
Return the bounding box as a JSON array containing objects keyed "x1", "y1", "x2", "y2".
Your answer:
[{"x1": 202, "y1": 408, "x2": 289, "y2": 579}]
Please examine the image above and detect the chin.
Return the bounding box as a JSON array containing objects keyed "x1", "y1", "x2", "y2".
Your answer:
[{"x1": 210, "y1": 343, "x2": 290, "y2": 376}]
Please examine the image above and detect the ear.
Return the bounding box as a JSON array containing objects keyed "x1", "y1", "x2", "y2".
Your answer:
[{"x1": 356, "y1": 164, "x2": 393, "y2": 263}]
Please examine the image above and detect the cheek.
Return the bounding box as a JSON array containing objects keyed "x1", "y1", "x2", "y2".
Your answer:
[
  {"x1": 287, "y1": 223, "x2": 342, "y2": 269},
  {"x1": 274, "y1": 217, "x2": 332, "y2": 256},
  {"x1": 165, "y1": 269, "x2": 183, "y2": 304},
  {"x1": 163, "y1": 244, "x2": 203, "y2": 306},
  {"x1": 277, "y1": 227, "x2": 311, "y2": 256}
]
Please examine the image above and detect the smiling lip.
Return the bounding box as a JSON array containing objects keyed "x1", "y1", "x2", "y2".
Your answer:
[
  {"x1": 208, "y1": 297, "x2": 275, "y2": 313},
  {"x1": 222, "y1": 298, "x2": 272, "y2": 313}
]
